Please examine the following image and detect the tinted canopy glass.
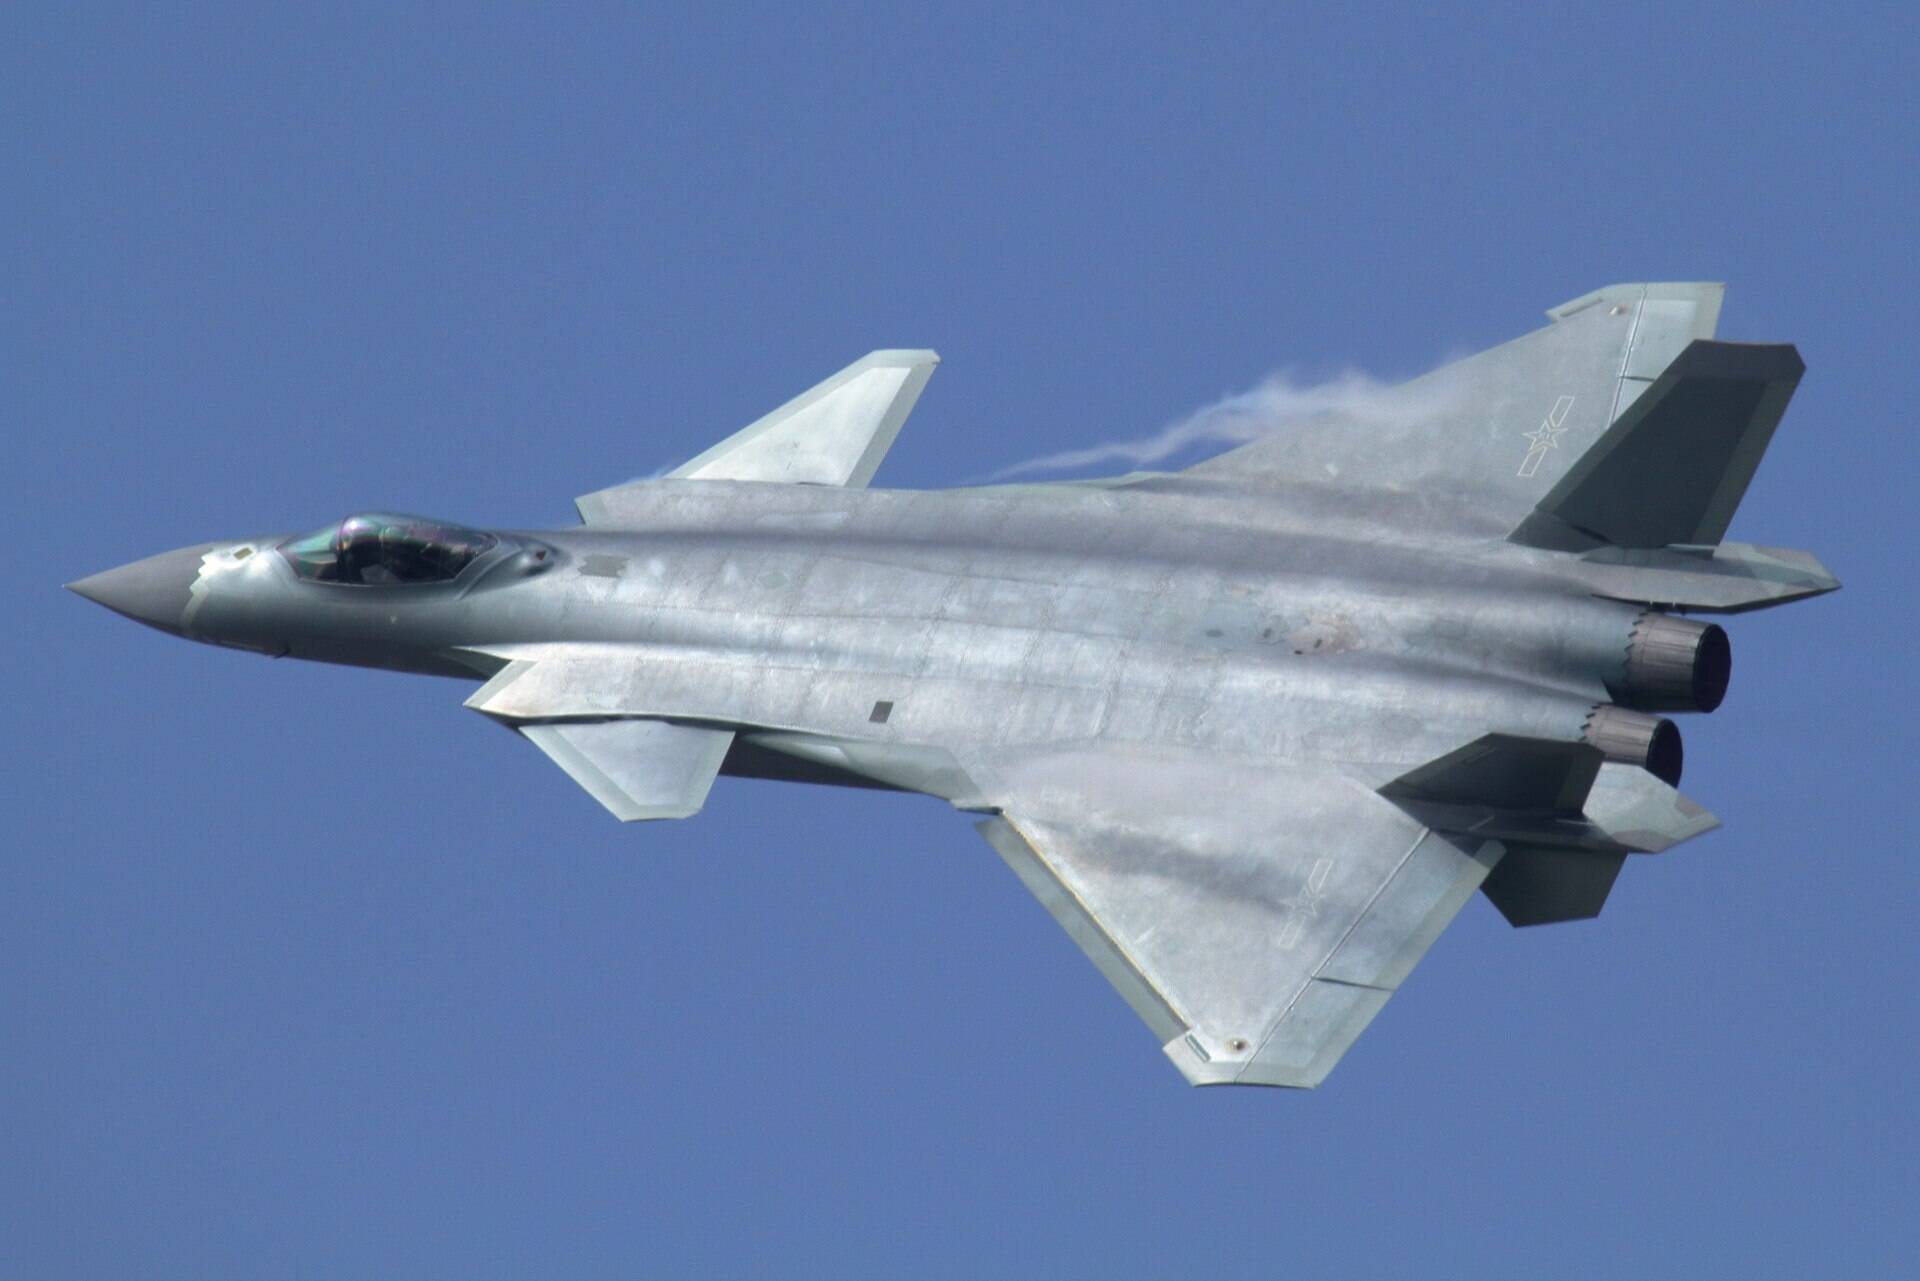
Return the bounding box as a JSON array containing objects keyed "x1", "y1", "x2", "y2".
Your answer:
[{"x1": 279, "y1": 514, "x2": 498, "y2": 585}]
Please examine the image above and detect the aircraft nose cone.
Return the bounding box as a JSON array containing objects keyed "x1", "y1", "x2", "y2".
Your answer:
[{"x1": 67, "y1": 544, "x2": 218, "y2": 635}]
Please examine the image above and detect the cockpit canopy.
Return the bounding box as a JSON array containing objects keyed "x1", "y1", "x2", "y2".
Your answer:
[{"x1": 278, "y1": 513, "x2": 498, "y2": 585}]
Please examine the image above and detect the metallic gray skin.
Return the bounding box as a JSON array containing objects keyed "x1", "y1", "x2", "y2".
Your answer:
[{"x1": 71, "y1": 285, "x2": 1838, "y2": 1088}]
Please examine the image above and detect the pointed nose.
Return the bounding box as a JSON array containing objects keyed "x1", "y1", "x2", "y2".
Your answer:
[{"x1": 67, "y1": 544, "x2": 219, "y2": 635}]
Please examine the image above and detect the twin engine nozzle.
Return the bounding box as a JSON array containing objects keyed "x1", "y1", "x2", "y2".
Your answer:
[{"x1": 1583, "y1": 613, "x2": 1732, "y2": 787}]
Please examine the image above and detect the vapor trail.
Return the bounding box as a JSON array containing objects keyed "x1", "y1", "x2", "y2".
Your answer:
[{"x1": 989, "y1": 368, "x2": 1403, "y2": 479}]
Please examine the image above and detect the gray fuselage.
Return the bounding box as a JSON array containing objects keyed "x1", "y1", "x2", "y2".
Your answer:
[{"x1": 169, "y1": 476, "x2": 1642, "y2": 791}]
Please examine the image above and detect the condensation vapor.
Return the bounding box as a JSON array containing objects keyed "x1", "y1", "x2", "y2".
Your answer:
[{"x1": 990, "y1": 368, "x2": 1410, "y2": 479}]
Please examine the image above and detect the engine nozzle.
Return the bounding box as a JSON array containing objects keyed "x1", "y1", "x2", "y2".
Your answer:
[
  {"x1": 1608, "y1": 612, "x2": 1731, "y2": 714},
  {"x1": 1583, "y1": 705, "x2": 1684, "y2": 786}
]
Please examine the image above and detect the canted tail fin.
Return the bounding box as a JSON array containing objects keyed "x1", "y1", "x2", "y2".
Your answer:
[{"x1": 1509, "y1": 340, "x2": 1806, "y2": 551}]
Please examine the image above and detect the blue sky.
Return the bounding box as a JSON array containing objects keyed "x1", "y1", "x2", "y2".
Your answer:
[{"x1": 6, "y1": 4, "x2": 1916, "y2": 1276}]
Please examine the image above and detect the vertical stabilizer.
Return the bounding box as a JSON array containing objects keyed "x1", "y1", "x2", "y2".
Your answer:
[{"x1": 1510, "y1": 340, "x2": 1805, "y2": 550}]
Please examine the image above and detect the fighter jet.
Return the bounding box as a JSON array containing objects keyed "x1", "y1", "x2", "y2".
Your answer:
[{"x1": 71, "y1": 283, "x2": 1837, "y2": 1088}]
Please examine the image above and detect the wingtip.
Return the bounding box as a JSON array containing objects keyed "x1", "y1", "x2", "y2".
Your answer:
[
  {"x1": 862, "y1": 348, "x2": 940, "y2": 366},
  {"x1": 1547, "y1": 281, "x2": 1727, "y2": 322}
]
